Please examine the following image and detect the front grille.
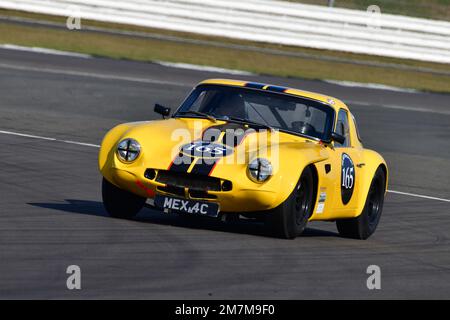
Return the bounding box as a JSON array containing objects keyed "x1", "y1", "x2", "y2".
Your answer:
[
  {"x1": 157, "y1": 185, "x2": 184, "y2": 197},
  {"x1": 189, "y1": 190, "x2": 217, "y2": 200},
  {"x1": 150, "y1": 169, "x2": 230, "y2": 192}
]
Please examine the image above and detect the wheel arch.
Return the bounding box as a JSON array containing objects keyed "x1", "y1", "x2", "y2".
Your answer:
[
  {"x1": 378, "y1": 163, "x2": 389, "y2": 193},
  {"x1": 271, "y1": 159, "x2": 325, "y2": 212},
  {"x1": 269, "y1": 143, "x2": 328, "y2": 211},
  {"x1": 354, "y1": 149, "x2": 388, "y2": 217},
  {"x1": 309, "y1": 163, "x2": 319, "y2": 218}
]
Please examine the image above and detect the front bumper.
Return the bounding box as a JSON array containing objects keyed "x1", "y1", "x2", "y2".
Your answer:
[{"x1": 108, "y1": 167, "x2": 279, "y2": 213}]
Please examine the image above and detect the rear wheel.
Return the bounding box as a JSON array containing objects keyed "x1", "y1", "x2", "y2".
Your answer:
[
  {"x1": 102, "y1": 178, "x2": 146, "y2": 219},
  {"x1": 336, "y1": 167, "x2": 385, "y2": 239},
  {"x1": 266, "y1": 167, "x2": 315, "y2": 239}
]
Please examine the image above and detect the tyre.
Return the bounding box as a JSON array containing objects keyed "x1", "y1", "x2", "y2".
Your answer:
[
  {"x1": 102, "y1": 178, "x2": 146, "y2": 219},
  {"x1": 266, "y1": 166, "x2": 315, "y2": 239},
  {"x1": 336, "y1": 167, "x2": 385, "y2": 239}
]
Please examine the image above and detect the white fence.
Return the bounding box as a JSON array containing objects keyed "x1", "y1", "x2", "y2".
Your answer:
[{"x1": 1, "y1": 0, "x2": 450, "y2": 63}]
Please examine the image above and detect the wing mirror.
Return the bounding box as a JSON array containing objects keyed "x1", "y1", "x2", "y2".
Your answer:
[
  {"x1": 154, "y1": 103, "x2": 171, "y2": 118},
  {"x1": 331, "y1": 132, "x2": 346, "y2": 145}
]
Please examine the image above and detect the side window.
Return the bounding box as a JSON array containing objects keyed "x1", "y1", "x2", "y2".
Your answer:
[
  {"x1": 190, "y1": 90, "x2": 222, "y2": 112},
  {"x1": 351, "y1": 113, "x2": 362, "y2": 142},
  {"x1": 335, "y1": 109, "x2": 350, "y2": 148},
  {"x1": 190, "y1": 91, "x2": 207, "y2": 111}
]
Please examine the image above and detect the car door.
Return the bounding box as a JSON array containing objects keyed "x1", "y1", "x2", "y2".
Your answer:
[{"x1": 331, "y1": 108, "x2": 363, "y2": 214}]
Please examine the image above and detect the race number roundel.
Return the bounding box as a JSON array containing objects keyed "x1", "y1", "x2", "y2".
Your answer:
[
  {"x1": 341, "y1": 153, "x2": 355, "y2": 205},
  {"x1": 181, "y1": 141, "x2": 233, "y2": 159}
]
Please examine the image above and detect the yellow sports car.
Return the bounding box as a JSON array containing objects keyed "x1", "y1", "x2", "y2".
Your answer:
[{"x1": 99, "y1": 79, "x2": 388, "y2": 239}]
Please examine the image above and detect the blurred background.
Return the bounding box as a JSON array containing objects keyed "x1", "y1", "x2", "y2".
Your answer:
[{"x1": 0, "y1": 0, "x2": 449, "y2": 93}]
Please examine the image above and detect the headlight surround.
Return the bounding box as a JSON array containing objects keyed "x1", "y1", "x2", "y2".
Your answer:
[
  {"x1": 248, "y1": 158, "x2": 272, "y2": 182},
  {"x1": 117, "y1": 138, "x2": 141, "y2": 163}
]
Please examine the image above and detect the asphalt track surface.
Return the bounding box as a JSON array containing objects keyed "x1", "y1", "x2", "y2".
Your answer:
[{"x1": 0, "y1": 48, "x2": 449, "y2": 299}]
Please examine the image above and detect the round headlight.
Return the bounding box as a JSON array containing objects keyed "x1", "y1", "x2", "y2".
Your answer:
[
  {"x1": 248, "y1": 158, "x2": 272, "y2": 182},
  {"x1": 117, "y1": 138, "x2": 141, "y2": 162}
]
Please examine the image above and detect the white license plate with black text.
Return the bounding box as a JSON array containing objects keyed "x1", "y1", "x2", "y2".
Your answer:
[{"x1": 154, "y1": 195, "x2": 219, "y2": 217}]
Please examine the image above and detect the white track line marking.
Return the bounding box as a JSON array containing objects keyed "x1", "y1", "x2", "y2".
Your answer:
[
  {"x1": 387, "y1": 190, "x2": 450, "y2": 203},
  {"x1": 0, "y1": 130, "x2": 100, "y2": 148},
  {"x1": 0, "y1": 44, "x2": 92, "y2": 58},
  {"x1": 155, "y1": 61, "x2": 254, "y2": 75},
  {"x1": 325, "y1": 80, "x2": 418, "y2": 93},
  {"x1": 1, "y1": 44, "x2": 251, "y2": 76},
  {"x1": 1, "y1": 129, "x2": 449, "y2": 204},
  {"x1": 0, "y1": 63, "x2": 191, "y2": 87}
]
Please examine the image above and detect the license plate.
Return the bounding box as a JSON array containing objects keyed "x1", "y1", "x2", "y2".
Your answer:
[{"x1": 154, "y1": 195, "x2": 219, "y2": 218}]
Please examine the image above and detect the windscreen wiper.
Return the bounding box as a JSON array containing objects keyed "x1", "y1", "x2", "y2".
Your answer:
[
  {"x1": 177, "y1": 111, "x2": 217, "y2": 122},
  {"x1": 226, "y1": 116, "x2": 273, "y2": 130}
]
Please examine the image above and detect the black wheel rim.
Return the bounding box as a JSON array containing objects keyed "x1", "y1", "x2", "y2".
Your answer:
[
  {"x1": 367, "y1": 177, "x2": 382, "y2": 227},
  {"x1": 294, "y1": 177, "x2": 309, "y2": 225}
]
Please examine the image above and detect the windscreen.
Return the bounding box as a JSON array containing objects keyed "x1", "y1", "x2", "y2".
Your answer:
[{"x1": 177, "y1": 85, "x2": 335, "y2": 141}]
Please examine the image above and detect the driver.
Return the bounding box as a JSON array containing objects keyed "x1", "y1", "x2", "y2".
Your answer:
[{"x1": 291, "y1": 107, "x2": 317, "y2": 137}]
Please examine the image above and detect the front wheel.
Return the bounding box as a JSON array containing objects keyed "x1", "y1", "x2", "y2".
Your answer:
[
  {"x1": 102, "y1": 178, "x2": 146, "y2": 219},
  {"x1": 266, "y1": 167, "x2": 315, "y2": 239},
  {"x1": 336, "y1": 167, "x2": 386, "y2": 239}
]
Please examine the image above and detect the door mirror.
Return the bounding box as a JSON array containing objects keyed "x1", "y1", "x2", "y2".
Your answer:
[
  {"x1": 331, "y1": 131, "x2": 346, "y2": 145},
  {"x1": 154, "y1": 104, "x2": 171, "y2": 118}
]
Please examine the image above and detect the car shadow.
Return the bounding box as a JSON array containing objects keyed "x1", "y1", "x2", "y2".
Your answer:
[
  {"x1": 28, "y1": 199, "x2": 109, "y2": 217},
  {"x1": 28, "y1": 199, "x2": 340, "y2": 238}
]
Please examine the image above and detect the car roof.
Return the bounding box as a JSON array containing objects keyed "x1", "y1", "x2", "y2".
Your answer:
[{"x1": 198, "y1": 79, "x2": 349, "y2": 113}]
